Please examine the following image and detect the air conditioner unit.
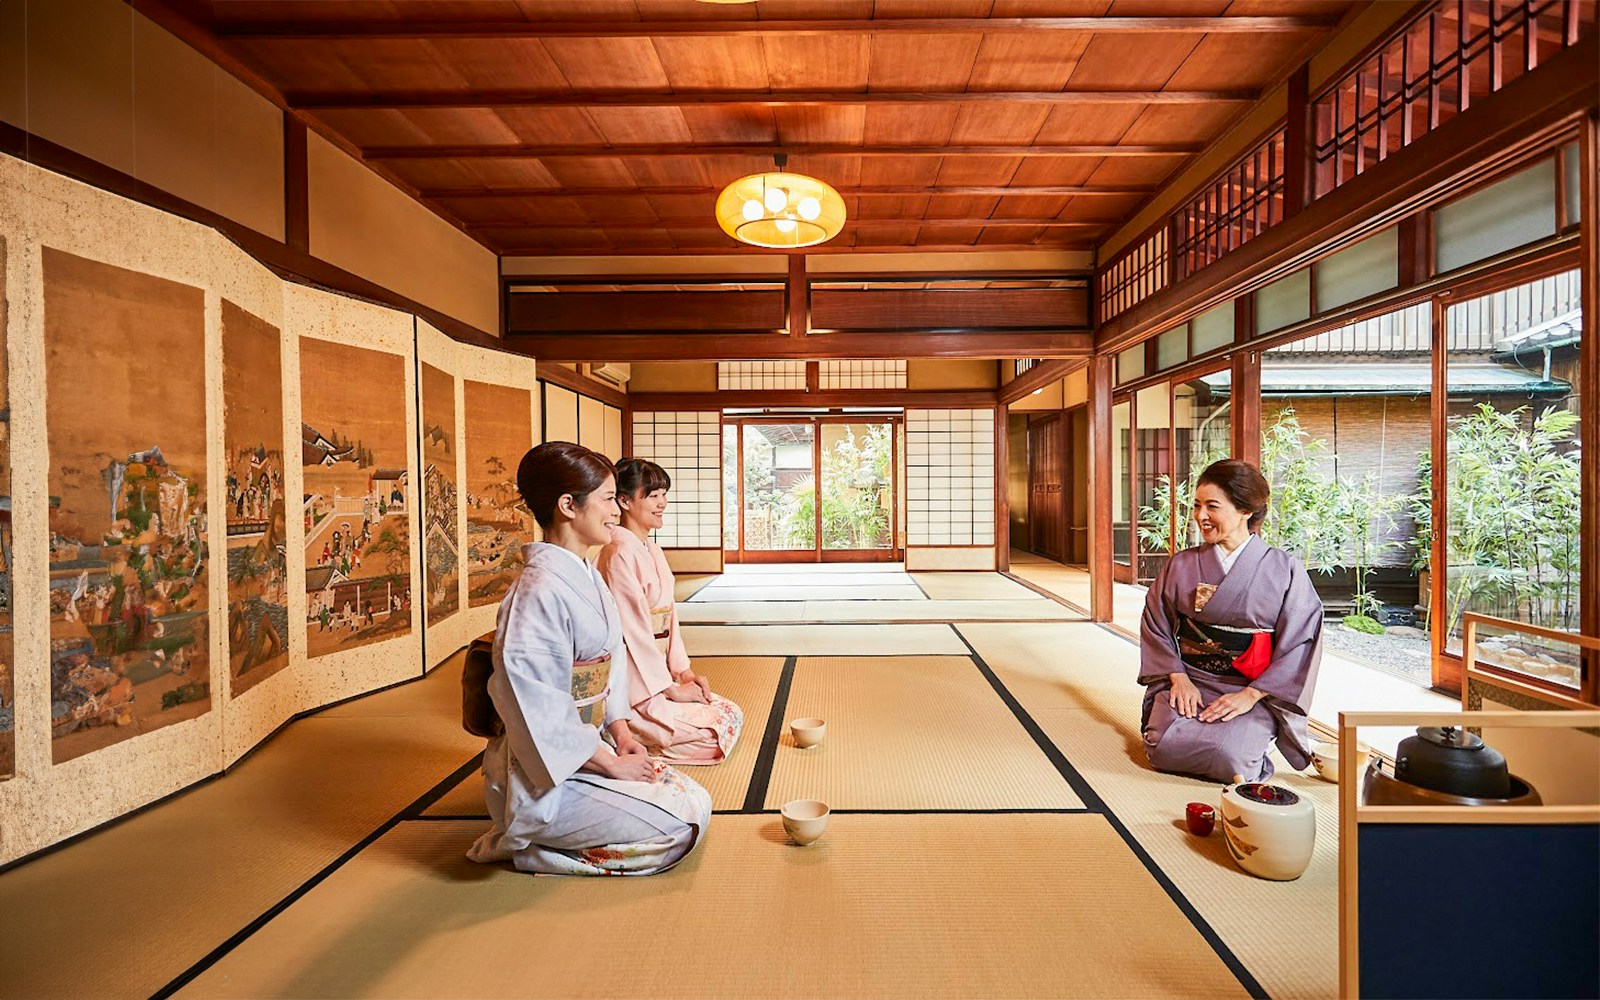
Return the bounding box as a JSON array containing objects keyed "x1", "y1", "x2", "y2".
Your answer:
[{"x1": 590, "y1": 362, "x2": 632, "y2": 386}]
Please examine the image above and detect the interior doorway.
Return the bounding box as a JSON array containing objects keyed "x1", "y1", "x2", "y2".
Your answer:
[{"x1": 723, "y1": 416, "x2": 901, "y2": 563}]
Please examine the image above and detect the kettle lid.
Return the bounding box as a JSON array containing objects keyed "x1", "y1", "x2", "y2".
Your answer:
[{"x1": 1415, "y1": 725, "x2": 1484, "y2": 751}]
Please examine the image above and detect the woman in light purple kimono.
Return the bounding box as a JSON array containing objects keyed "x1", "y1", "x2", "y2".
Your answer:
[
  {"x1": 468, "y1": 442, "x2": 711, "y2": 876},
  {"x1": 1139, "y1": 459, "x2": 1322, "y2": 783}
]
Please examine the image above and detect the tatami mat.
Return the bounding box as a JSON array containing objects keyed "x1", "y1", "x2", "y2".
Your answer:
[
  {"x1": 957, "y1": 622, "x2": 1340, "y2": 1000},
  {"x1": 679, "y1": 600, "x2": 1083, "y2": 624},
  {"x1": 765, "y1": 656, "x2": 1083, "y2": 810},
  {"x1": 690, "y1": 584, "x2": 926, "y2": 602},
  {"x1": 909, "y1": 572, "x2": 1046, "y2": 601},
  {"x1": 176, "y1": 815, "x2": 1248, "y2": 1000},
  {"x1": 673, "y1": 574, "x2": 716, "y2": 602},
  {"x1": 704, "y1": 571, "x2": 917, "y2": 588},
  {"x1": 0, "y1": 657, "x2": 483, "y2": 1000},
  {"x1": 681, "y1": 623, "x2": 968, "y2": 656},
  {"x1": 422, "y1": 658, "x2": 787, "y2": 816}
]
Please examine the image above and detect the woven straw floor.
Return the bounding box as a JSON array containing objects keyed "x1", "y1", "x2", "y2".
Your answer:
[
  {"x1": 766, "y1": 656, "x2": 1084, "y2": 811},
  {"x1": 175, "y1": 814, "x2": 1246, "y2": 1000},
  {"x1": 957, "y1": 621, "x2": 1341, "y2": 1000},
  {"x1": 680, "y1": 623, "x2": 968, "y2": 656}
]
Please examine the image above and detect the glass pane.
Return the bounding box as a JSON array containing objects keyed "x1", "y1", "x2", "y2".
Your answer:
[
  {"x1": 1315, "y1": 226, "x2": 1398, "y2": 311},
  {"x1": 1174, "y1": 376, "x2": 1232, "y2": 549},
  {"x1": 1435, "y1": 158, "x2": 1557, "y2": 274},
  {"x1": 1134, "y1": 384, "x2": 1172, "y2": 586},
  {"x1": 1443, "y1": 269, "x2": 1583, "y2": 688},
  {"x1": 819, "y1": 422, "x2": 893, "y2": 551},
  {"x1": 1113, "y1": 400, "x2": 1132, "y2": 567},
  {"x1": 741, "y1": 423, "x2": 816, "y2": 552},
  {"x1": 1192, "y1": 301, "x2": 1235, "y2": 356},
  {"x1": 1117, "y1": 345, "x2": 1145, "y2": 384},
  {"x1": 1260, "y1": 303, "x2": 1435, "y2": 686},
  {"x1": 1157, "y1": 325, "x2": 1189, "y2": 371},
  {"x1": 723, "y1": 424, "x2": 738, "y2": 551},
  {"x1": 1255, "y1": 268, "x2": 1312, "y2": 335},
  {"x1": 1563, "y1": 142, "x2": 1579, "y2": 228}
]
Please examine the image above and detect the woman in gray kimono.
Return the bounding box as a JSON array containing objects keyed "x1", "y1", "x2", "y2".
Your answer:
[
  {"x1": 1139, "y1": 459, "x2": 1323, "y2": 783},
  {"x1": 468, "y1": 442, "x2": 712, "y2": 875}
]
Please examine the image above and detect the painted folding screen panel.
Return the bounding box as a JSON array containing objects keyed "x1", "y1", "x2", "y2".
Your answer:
[
  {"x1": 419, "y1": 361, "x2": 460, "y2": 627},
  {"x1": 43, "y1": 249, "x2": 212, "y2": 764},
  {"x1": 463, "y1": 380, "x2": 533, "y2": 608},
  {"x1": 0, "y1": 236, "x2": 11, "y2": 779},
  {"x1": 221, "y1": 301, "x2": 290, "y2": 698},
  {"x1": 905, "y1": 409, "x2": 997, "y2": 547},
  {"x1": 629, "y1": 412, "x2": 722, "y2": 549},
  {"x1": 300, "y1": 338, "x2": 412, "y2": 657}
]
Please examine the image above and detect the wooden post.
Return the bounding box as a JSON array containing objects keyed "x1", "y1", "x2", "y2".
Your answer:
[
  {"x1": 996, "y1": 403, "x2": 1010, "y2": 571},
  {"x1": 1231, "y1": 350, "x2": 1262, "y2": 468},
  {"x1": 787, "y1": 253, "x2": 808, "y2": 337},
  {"x1": 1580, "y1": 111, "x2": 1599, "y2": 704},
  {"x1": 284, "y1": 112, "x2": 309, "y2": 252},
  {"x1": 1283, "y1": 64, "x2": 1311, "y2": 219},
  {"x1": 1086, "y1": 353, "x2": 1114, "y2": 622},
  {"x1": 1430, "y1": 295, "x2": 1456, "y2": 694}
]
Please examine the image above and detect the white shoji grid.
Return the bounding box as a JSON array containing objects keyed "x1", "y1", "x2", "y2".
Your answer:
[
  {"x1": 819, "y1": 360, "x2": 908, "y2": 390},
  {"x1": 905, "y1": 409, "x2": 996, "y2": 547},
  {"x1": 630, "y1": 411, "x2": 723, "y2": 548},
  {"x1": 718, "y1": 360, "x2": 807, "y2": 390}
]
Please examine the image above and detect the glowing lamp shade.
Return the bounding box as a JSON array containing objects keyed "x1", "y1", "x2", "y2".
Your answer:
[{"x1": 716, "y1": 171, "x2": 846, "y2": 249}]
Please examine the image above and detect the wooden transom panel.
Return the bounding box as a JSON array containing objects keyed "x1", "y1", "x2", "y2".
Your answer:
[{"x1": 142, "y1": 0, "x2": 1358, "y2": 255}]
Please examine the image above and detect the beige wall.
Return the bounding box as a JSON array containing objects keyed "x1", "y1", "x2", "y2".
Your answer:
[
  {"x1": 1010, "y1": 378, "x2": 1065, "y2": 411},
  {"x1": 306, "y1": 134, "x2": 498, "y2": 335},
  {"x1": 0, "y1": 0, "x2": 285, "y2": 240},
  {"x1": 909, "y1": 359, "x2": 998, "y2": 391}
]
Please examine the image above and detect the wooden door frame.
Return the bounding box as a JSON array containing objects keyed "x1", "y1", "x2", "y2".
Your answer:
[
  {"x1": 1064, "y1": 401, "x2": 1089, "y2": 565},
  {"x1": 724, "y1": 414, "x2": 903, "y2": 564},
  {"x1": 1025, "y1": 410, "x2": 1066, "y2": 562}
]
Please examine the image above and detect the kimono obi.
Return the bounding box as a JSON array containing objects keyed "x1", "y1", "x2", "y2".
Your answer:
[
  {"x1": 459, "y1": 631, "x2": 613, "y2": 736},
  {"x1": 650, "y1": 605, "x2": 672, "y2": 654},
  {"x1": 570, "y1": 653, "x2": 612, "y2": 728},
  {"x1": 1176, "y1": 614, "x2": 1273, "y2": 682}
]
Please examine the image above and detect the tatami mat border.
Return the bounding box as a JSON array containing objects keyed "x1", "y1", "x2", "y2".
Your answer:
[
  {"x1": 949, "y1": 628, "x2": 1267, "y2": 1000},
  {"x1": 151, "y1": 752, "x2": 486, "y2": 999}
]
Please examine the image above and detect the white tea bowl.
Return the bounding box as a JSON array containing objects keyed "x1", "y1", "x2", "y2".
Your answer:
[
  {"x1": 790, "y1": 717, "x2": 827, "y2": 748},
  {"x1": 781, "y1": 799, "x2": 830, "y2": 846}
]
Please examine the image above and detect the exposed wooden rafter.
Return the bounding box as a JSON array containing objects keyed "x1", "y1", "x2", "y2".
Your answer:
[
  {"x1": 507, "y1": 331, "x2": 1092, "y2": 362},
  {"x1": 214, "y1": 16, "x2": 1342, "y2": 40},
  {"x1": 468, "y1": 220, "x2": 1112, "y2": 232},
  {"x1": 421, "y1": 185, "x2": 1156, "y2": 200},
  {"x1": 290, "y1": 89, "x2": 1259, "y2": 111},
  {"x1": 364, "y1": 143, "x2": 1198, "y2": 160}
]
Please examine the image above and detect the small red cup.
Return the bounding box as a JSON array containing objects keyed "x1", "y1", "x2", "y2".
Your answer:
[{"x1": 1185, "y1": 802, "x2": 1216, "y2": 836}]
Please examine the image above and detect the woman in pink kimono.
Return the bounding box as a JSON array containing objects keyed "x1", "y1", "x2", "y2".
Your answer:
[
  {"x1": 467, "y1": 442, "x2": 711, "y2": 876},
  {"x1": 597, "y1": 458, "x2": 743, "y2": 764},
  {"x1": 1139, "y1": 459, "x2": 1323, "y2": 783}
]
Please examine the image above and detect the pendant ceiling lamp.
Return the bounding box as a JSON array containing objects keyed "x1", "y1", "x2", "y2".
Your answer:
[{"x1": 716, "y1": 155, "x2": 847, "y2": 249}]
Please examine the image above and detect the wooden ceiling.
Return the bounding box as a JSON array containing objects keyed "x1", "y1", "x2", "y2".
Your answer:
[{"x1": 141, "y1": 0, "x2": 1360, "y2": 256}]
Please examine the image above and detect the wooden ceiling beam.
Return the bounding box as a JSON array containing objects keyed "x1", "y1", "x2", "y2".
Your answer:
[
  {"x1": 215, "y1": 16, "x2": 1341, "y2": 40},
  {"x1": 422, "y1": 185, "x2": 1155, "y2": 199},
  {"x1": 470, "y1": 219, "x2": 1110, "y2": 231},
  {"x1": 291, "y1": 89, "x2": 1259, "y2": 110},
  {"x1": 493, "y1": 244, "x2": 1093, "y2": 256},
  {"x1": 506, "y1": 330, "x2": 1093, "y2": 362},
  {"x1": 365, "y1": 143, "x2": 1197, "y2": 160}
]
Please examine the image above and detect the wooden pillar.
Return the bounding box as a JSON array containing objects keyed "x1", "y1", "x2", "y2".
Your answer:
[
  {"x1": 1231, "y1": 350, "x2": 1262, "y2": 468},
  {"x1": 1283, "y1": 63, "x2": 1311, "y2": 219},
  {"x1": 283, "y1": 112, "x2": 309, "y2": 253},
  {"x1": 1580, "y1": 112, "x2": 1600, "y2": 704},
  {"x1": 1086, "y1": 353, "x2": 1114, "y2": 622},
  {"x1": 787, "y1": 253, "x2": 808, "y2": 337},
  {"x1": 995, "y1": 403, "x2": 1010, "y2": 572},
  {"x1": 1429, "y1": 295, "x2": 1457, "y2": 695}
]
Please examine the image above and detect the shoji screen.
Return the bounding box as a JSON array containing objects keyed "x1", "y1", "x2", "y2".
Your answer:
[{"x1": 904, "y1": 408, "x2": 997, "y2": 570}]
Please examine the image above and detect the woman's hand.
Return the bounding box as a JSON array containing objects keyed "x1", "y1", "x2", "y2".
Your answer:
[
  {"x1": 682, "y1": 671, "x2": 712, "y2": 699},
  {"x1": 585, "y1": 747, "x2": 656, "y2": 783},
  {"x1": 1199, "y1": 686, "x2": 1265, "y2": 724},
  {"x1": 614, "y1": 734, "x2": 650, "y2": 758},
  {"x1": 667, "y1": 680, "x2": 710, "y2": 704},
  {"x1": 1168, "y1": 673, "x2": 1202, "y2": 718}
]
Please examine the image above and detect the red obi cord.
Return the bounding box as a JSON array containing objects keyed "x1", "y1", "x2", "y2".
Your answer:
[{"x1": 1232, "y1": 633, "x2": 1273, "y2": 680}]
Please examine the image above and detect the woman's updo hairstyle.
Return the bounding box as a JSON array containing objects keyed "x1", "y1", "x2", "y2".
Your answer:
[
  {"x1": 1196, "y1": 459, "x2": 1271, "y2": 531},
  {"x1": 615, "y1": 457, "x2": 671, "y2": 499},
  {"x1": 516, "y1": 442, "x2": 615, "y2": 529}
]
